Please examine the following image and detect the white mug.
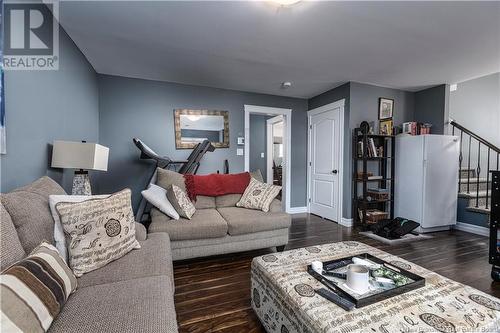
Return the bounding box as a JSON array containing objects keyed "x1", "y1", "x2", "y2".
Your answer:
[{"x1": 346, "y1": 264, "x2": 370, "y2": 293}]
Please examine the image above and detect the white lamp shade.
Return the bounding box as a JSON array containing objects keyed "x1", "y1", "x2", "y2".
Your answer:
[{"x1": 51, "y1": 140, "x2": 109, "y2": 171}]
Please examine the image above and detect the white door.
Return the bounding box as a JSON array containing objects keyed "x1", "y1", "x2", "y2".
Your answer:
[{"x1": 309, "y1": 108, "x2": 342, "y2": 221}]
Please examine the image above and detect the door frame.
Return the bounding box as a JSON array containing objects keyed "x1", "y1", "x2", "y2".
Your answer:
[
  {"x1": 244, "y1": 105, "x2": 292, "y2": 213},
  {"x1": 307, "y1": 99, "x2": 345, "y2": 223},
  {"x1": 266, "y1": 115, "x2": 284, "y2": 184}
]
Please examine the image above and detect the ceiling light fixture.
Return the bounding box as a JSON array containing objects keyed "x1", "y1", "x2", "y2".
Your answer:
[
  {"x1": 281, "y1": 81, "x2": 292, "y2": 89},
  {"x1": 271, "y1": 0, "x2": 301, "y2": 6}
]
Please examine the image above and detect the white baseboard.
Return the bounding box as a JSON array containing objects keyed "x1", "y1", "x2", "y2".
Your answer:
[
  {"x1": 340, "y1": 218, "x2": 353, "y2": 227},
  {"x1": 453, "y1": 222, "x2": 489, "y2": 237},
  {"x1": 287, "y1": 206, "x2": 308, "y2": 214}
]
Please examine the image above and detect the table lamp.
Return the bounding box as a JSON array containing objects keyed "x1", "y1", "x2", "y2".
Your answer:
[{"x1": 51, "y1": 140, "x2": 109, "y2": 195}]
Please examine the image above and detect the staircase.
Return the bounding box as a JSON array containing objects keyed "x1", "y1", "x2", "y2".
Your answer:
[
  {"x1": 451, "y1": 120, "x2": 500, "y2": 222},
  {"x1": 458, "y1": 168, "x2": 491, "y2": 214}
]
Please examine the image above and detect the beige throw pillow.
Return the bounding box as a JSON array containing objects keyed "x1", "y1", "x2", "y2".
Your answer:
[
  {"x1": 55, "y1": 189, "x2": 141, "y2": 277},
  {"x1": 166, "y1": 184, "x2": 196, "y2": 219},
  {"x1": 236, "y1": 178, "x2": 282, "y2": 212}
]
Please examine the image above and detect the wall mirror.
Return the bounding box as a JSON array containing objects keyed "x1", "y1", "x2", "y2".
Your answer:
[{"x1": 174, "y1": 109, "x2": 229, "y2": 149}]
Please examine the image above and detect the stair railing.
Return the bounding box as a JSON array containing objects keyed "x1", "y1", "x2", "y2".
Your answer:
[{"x1": 450, "y1": 119, "x2": 500, "y2": 209}]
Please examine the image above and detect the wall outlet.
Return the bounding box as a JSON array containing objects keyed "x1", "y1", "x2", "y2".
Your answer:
[
  {"x1": 261, "y1": 152, "x2": 265, "y2": 158},
  {"x1": 237, "y1": 137, "x2": 245, "y2": 145},
  {"x1": 237, "y1": 148, "x2": 244, "y2": 156}
]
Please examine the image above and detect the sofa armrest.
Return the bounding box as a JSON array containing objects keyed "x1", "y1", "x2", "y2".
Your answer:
[
  {"x1": 135, "y1": 222, "x2": 147, "y2": 241},
  {"x1": 269, "y1": 199, "x2": 283, "y2": 213}
]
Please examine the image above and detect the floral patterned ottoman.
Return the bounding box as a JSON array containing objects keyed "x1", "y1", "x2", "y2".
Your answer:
[{"x1": 251, "y1": 241, "x2": 500, "y2": 333}]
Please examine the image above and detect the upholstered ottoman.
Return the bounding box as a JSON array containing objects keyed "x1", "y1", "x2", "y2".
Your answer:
[{"x1": 251, "y1": 241, "x2": 500, "y2": 333}]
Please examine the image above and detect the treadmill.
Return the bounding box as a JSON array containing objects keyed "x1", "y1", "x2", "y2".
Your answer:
[{"x1": 133, "y1": 138, "x2": 215, "y2": 222}]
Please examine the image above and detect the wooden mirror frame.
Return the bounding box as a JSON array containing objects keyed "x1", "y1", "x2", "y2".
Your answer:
[{"x1": 174, "y1": 109, "x2": 230, "y2": 149}]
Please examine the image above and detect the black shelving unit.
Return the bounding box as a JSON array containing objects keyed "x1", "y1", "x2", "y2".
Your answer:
[
  {"x1": 352, "y1": 129, "x2": 395, "y2": 230},
  {"x1": 490, "y1": 171, "x2": 500, "y2": 281}
]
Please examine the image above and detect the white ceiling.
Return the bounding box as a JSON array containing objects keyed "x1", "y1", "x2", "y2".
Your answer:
[{"x1": 59, "y1": 1, "x2": 500, "y2": 98}]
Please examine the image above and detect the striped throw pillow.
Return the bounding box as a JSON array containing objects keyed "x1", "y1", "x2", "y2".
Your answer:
[{"x1": 0, "y1": 242, "x2": 77, "y2": 332}]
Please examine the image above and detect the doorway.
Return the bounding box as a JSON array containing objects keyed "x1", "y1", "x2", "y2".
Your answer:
[
  {"x1": 244, "y1": 105, "x2": 292, "y2": 213},
  {"x1": 307, "y1": 100, "x2": 345, "y2": 223},
  {"x1": 266, "y1": 116, "x2": 284, "y2": 187}
]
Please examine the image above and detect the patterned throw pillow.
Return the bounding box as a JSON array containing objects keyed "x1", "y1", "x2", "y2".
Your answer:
[
  {"x1": 55, "y1": 189, "x2": 141, "y2": 277},
  {"x1": 236, "y1": 178, "x2": 282, "y2": 212},
  {"x1": 166, "y1": 184, "x2": 196, "y2": 219},
  {"x1": 0, "y1": 242, "x2": 77, "y2": 333}
]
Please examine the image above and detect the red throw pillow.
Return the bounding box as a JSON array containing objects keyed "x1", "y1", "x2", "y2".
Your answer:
[{"x1": 185, "y1": 172, "x2": 251, "y2": 201}]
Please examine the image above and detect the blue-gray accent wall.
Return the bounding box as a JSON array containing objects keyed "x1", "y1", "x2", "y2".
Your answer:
[
  {"x1": 414, "y1": 84, "x2": 447, "y2": 135},
  {"x1": 96, "y1": 74, "x2": 309, "y2": 210},
  {"x1": 249, "y1": 114, "x2": 272, "y2": 181},
  {"x1": 0, "y1": 27, "x2": 99, "y2": 193}
]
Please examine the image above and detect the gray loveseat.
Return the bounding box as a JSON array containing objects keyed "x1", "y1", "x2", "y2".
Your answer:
[
  {"x1": 149, "y1": 169, "x2": 291, "y2": 261},
  {"x1": 1, "y1": 177, "x2": 178, "y2": 333}
]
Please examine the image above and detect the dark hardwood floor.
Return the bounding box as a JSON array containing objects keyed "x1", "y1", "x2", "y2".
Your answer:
[{"x1": 173, "y1": 214, "x2": 500, "y2": 333}]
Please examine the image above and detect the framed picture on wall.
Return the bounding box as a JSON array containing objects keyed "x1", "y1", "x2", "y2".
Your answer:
[
  {"x1": 378, "y1": 98, "x2": 394, "y2": 120},
  {"x1": 379, "y1": 119, "x2": 393, "y2": 136}
]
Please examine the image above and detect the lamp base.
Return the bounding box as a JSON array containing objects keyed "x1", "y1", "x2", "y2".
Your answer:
[{"x1": 72, "y1": 170, "x2": 92, "y2": 195}]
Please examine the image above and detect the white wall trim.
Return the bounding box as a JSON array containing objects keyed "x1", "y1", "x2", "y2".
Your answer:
[
  {"x1": 244, "y1": 105, "x2": 292, "y2": 213},
  {"x1": 453, "y1": 222, "x2": 489, "y2": 237},
  {"x1": 288, "y1": 206, "x2": 308, "y2": 214},
  {"x1": 306, "y1": 99, "x2": 346, "y2": 224},
  {"x1": 340, "y1": 218, "x2": 353, "y2": 227}
]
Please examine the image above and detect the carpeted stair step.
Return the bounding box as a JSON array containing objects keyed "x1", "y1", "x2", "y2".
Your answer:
[
  {"x1": 466, "y1": 205, "x2": 491, "y2": 215},
  {"x1": 460, "y1": 168, "x2": 476, "y2": 179},
  {"x1": 459, "y1": 189, "x2": 493, "y2": 215},
  {"x1": 458, "y1": 177, "x2": 490, "y2": 192}
]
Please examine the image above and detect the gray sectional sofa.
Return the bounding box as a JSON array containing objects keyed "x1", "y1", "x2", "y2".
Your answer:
[
  {"x1": 150, "y1": 169, "x2": 291, "y2": 261},
  {"x1": 1, "y1": 177, "x2": 178, "y2": 333}
]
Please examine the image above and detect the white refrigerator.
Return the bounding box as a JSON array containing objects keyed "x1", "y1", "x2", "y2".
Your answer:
[{"x1": 395, "y1": 135, "x2": 460, "y2": 233}]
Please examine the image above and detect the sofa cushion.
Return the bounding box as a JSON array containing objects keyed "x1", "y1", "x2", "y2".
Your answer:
[
  {"x1": 194, "y1": 195, "x2": 216, "y2": 209},
  {"x1": 134, "y1": 222, "x2": 147, "y2": 241},
  {"x1": 150, "y1": 208, "x2": 228, "y2": 241},
  {"x1": 0, "y1": 176, "x2": 66, "y2": 253},
  {"x1": 77, "y1": 233, "x2": 174, "y2": 291},
  {"x1": 157, "y1": 168, "x2": 186, "y2": 192},
  {"x1": 217, "y1": 207, "x2": 291, "y2": 236},
  {"x1": 0, "y1": 202, "x2": 26, "y2": 270},
  {"x1": 48, "y1": 276, "x2": 178, "y2": 333},
  {"x1": 215, "y1": 194, "x2": 242, "y2": 208}
]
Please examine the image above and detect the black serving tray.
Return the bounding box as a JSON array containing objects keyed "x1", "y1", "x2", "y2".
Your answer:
[{"x1": 307, "y1": 253, "x2": 425, "y2": 308}]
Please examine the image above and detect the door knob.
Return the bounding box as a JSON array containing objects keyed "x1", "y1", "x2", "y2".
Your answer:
[{"x1": 332, "y1": 170, "x2": 338, "y2": 174}]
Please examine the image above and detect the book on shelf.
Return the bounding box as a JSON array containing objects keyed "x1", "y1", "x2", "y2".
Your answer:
[
  {"x1": 368, "y1": 188, "x2": 389, "y2": 193},
  {"x1": 357, "y1": 138, "x2": 384, "y2": 158},
  {"x1": 369, "y1": 138, "x2": 378, "y2": 157}
]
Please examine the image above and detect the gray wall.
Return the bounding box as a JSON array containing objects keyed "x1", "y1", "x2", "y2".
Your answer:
[
  {"x1": 450, "y1": 72, "x2": 500, "y2": 146},
  {"x1": 308, "y1": 82, "x2": 415, "y2": 219},
  {"x1": 414, "y1": 84, "x2": 447, "y2": 135},
  {"x1": 0, "y1": 27, "x2": 99, "y2": 193},
  {"x1": 96, "y1": 74, "x2": 308, "y2": 210},
  {"x1": 249, "y1": 114, "x2": 271, "y2": 180}
]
